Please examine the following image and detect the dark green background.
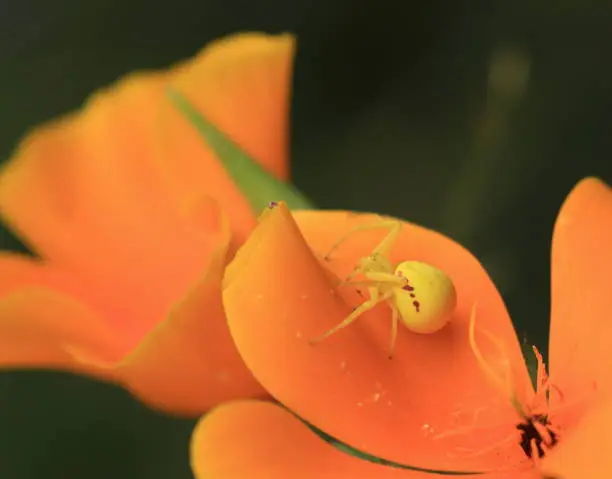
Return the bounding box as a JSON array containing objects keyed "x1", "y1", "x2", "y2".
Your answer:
[{"x1": 1, "y1": 1, "x2": 611, "y2": 477}]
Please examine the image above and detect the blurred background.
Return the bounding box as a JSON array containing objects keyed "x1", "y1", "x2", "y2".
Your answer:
[{"x1": 0, "y1": 0, "x2": 611, "y2": 477}]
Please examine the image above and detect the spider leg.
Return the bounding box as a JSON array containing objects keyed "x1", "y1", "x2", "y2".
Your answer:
[
  {"x1": 336, "y1": 274, "x2": 405, "y2": 304},
  {"x1": 324, "y1": 220, "x2": 402, "y2": 260},
  {"x1": 344, "y1": 266, "x2": 363, "y2": 282},
  {"x1": 343, "y1": 269, "x2": 407, "y2": 288},
  {"x1": 338, "y1": 273, "x2": 405, "y2": 288},
  {"x1": 388, "y1": 305, "x2": 399, "y2": 359},
  {"x1": 370, "y1": 221, "x2": 402, "y2": 258},
  {"x1": 337, "y1": 280, "x2": 382, "y2": 287},
  {"x1": 310, "y1": 287, "x2": 392, "y2": 343},
  {"x1": 362, "y1": 271, "x2": 406, "y2": 285},
  {"x1": 331, "y1": 279, "x2": 374, "y2": 299},
  {"x1": 468, "y1": 305, "x2": 525, "y2": 416}
]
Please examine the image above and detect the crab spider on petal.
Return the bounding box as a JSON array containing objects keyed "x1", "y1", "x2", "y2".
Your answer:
[{"x1": 310, "y1": 220, "x2": 457, "y2": 358}]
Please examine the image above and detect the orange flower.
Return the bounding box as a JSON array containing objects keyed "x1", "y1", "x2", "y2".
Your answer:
[
  {"x1": 190, "y1": 177, "x2": 612, "y2": 478},
  {"x1": 0, "y1": 32, "x2": 295, "y2": 414}
]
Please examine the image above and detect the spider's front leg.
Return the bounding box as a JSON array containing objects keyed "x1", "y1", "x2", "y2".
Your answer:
[
  {"x1": 310, "y1": 287, "x2": 393, "y2": 344},
  {"x1": 324, "y1": 220, "x2": 403, "y2": 263},
  {"x1": 312, "y1": 271, "x2": 405, "y2": 345},
  {"x1": 326, "y1": 220, "x2": 403, "y2": 284}
]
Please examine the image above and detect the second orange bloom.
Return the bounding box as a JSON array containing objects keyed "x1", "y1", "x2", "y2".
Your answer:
[{"x1": 0, "y1": 32, "x2": 295, "y2": 415}]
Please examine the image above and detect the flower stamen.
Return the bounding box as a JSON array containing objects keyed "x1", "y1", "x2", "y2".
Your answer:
[
  {"x1": 468, "y1": 304, "x2": 524, "y2": 415},
  {"x1": 468, "y1": 306, "x2": 564, "y2": 463}
]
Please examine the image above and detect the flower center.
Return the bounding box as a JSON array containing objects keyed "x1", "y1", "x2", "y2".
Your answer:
[
  {"x1": 516, "y1": 414, "x2": 559, "y2": 459},
  {"x1": 468, "y1": 306, "x2": 562, "y2": 466}
]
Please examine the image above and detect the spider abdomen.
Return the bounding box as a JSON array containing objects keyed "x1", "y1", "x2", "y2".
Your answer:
[{"x1": 393, "y1": 261, "x2": 457, "y2": 334}]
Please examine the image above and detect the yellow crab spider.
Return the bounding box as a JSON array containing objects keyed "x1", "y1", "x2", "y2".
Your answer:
[{"x1": 310, "y1": 220, "x2": 457, "y2": 358}]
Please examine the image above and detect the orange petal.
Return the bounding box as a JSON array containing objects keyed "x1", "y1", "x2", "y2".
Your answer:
[
  {"x1": 0, "y1": 201, "x2": 265, "y2": 414},
  {"x1": 540, "y1": 397, "x2": 612, "y2": 479},
  {"x1": 160, "y1": 32, "x2": 295, "y2": 244},
  {"x1": 191, "y1": 399, "x2": 425, "y2": 479},
  {"x1": 117, "y1": 221, "x2": 268, "y2": 415},
  {"x1": 0, "y1": 32, "x2": 294, "y2": 342},
  {"x1": 549, "y1": 178, "x2": 612, "y2": 419},
  {"x1": 0, "y1": 75, "x2": 222, "y2": 345},
  {"x1": 223, "y1": 204, "x2": 532, "y2": 471},
  {"x1": 0, "y1": 253, "x2": 125, "y2": 376},
  {"x1": 191, "y1": 400, "x2": 538, "y2": 479},
  {"x1": 0, "y1": 32, "x2": 295, "y2": 414}
]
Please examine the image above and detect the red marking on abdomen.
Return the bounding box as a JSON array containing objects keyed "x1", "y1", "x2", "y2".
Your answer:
[{"x1": 400, "y1": 276, "x2": 420, "y2": 313}]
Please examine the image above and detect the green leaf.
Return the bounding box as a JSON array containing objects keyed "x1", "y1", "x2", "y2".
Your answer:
[
  {"x1": 167, "y1": 89, "x2": 315, "y2": 212},
  {"x1": 293, "y1": 409, "x2": 487, "y2": 476}
]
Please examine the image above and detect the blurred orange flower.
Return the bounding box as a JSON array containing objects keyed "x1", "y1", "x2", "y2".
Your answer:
[
  {"x1": 190, "y1": 178, "x2": 612, "y2": 479},
  {"x1": 0, "y1": 32, "x2": 295, "y2": 414}
]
